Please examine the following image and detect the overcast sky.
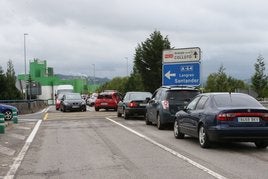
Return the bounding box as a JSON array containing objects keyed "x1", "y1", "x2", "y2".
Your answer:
[{"x1": 1, "y1": 0, "x2": 268, "y2": 81}]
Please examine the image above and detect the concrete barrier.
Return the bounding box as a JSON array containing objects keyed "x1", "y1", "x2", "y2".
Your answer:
[{"x1": 0, "y1": 100, "x2": 48, "y2": 115}]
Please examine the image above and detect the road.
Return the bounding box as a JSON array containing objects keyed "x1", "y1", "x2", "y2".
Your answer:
[{"x1": 1, "y1": 106, "x2": 268, "y2": 179}]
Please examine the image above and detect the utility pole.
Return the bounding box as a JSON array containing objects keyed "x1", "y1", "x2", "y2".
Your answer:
[{"x1": 24, "y1": 33, "x2": 28, "y2": 100}]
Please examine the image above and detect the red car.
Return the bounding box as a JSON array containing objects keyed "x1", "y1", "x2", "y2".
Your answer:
[
  {"x1": 95, "y1": 91, "x2": 122, "y2": 111},
  {"x1": 55, "y1": 93, "x2": 65, "y2": 110}
]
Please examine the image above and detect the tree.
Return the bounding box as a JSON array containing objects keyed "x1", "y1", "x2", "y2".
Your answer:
[
  {"x1": 1, "y1": 60, "x2": 23, "y2": 99},
  {"x1": 251, "y1": 55, "x2": 268, "y2": 98},
  {"x1": 133, "y1": 30, "x2": 171, "y2": 92},
  {"x1": 206, "y1": 65, "x2": 246, "y2": 92},
  {"x1": 206, "y1": 65, "x2": 228, "y2": 92},
  {"x1": 0, "y1": 65, "x2": 7, "y2": 99},
  {"x1": 97, "y1": 77, "x2": 129, "y2": 94}
]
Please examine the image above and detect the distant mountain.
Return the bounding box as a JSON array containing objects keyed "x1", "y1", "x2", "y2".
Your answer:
[{"x1": 55, "y1": 74, "x2": 110, "y2": 85}]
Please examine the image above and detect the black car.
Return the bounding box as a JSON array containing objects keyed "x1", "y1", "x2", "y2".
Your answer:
[
  {"x1": 117, "y1": 91, "x2": 152, "y2": 119},
  {"x1": 146, "y1": 86, "x2": 199, "y2": 129},
  {"x1": 174, "y1": 92, "x2": 268, "y2": 149},
  {"x1": 60, "y1": 93, "x2": 87, "y2": 112}
]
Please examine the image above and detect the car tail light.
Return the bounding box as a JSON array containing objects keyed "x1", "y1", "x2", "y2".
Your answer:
[
  {"x1": 217, "y1": 112, "x2": 268, "y2": 121},
  {"x1": 161, "y1": 100, "x2": 169, "y2": 110},
  {"x1": 216, "y1": 113, "x2": 236, "y2": 121},
  {"x1": 261, "y1": 113, "x2": 268, "y2": 121},
  {"x1": 128, "y1": 101, "x2": 138, "y2": 108}
]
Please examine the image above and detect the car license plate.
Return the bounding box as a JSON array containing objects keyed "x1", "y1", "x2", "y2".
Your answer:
[
  {"x1": 139, "y1": 103, "x2": 147, "y2": 106},
  {"x1": 72, "y1": 105, "x2": 79, "y2": 108},
  {"x1": 101, "y1": 103, "x2": 108, "y2": 105},
  {"x1": 238, "y1": 117, "x2": 260, "y2": 122}
]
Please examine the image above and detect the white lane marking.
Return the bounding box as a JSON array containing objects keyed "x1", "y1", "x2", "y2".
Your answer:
[
  {"x1": 9, "y1": 134, "x2": 26, "y2": 140},
  {"x1": 43, "y1": 106, "x2": 50, "y2": 113},
  {"x1": 5, "y1": 119, "x2": 42, "y2": 179},
  {"x1": 0, "y1": 145, "x2": 15, "y2": 156},
  {"x1": 106, "y1": 117, "x2": 227, "y2": 179},
  {"x1": 14, "y1": 126, "x2": 31, "y2": 130}
]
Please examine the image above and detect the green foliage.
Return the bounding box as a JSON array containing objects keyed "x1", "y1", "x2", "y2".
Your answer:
[
  {"x1": 205, "y1": 65, "x2": 246, "y2": 92},
  {"x1": 251, "y1": 55, "x2": 268, "y2": 98},
  {"x1": 97, "y1": 77, "x2": 129, "y2": 94},
  {"x1": 133, "y1": 30, "x2": 171, "y2": 93},
  {"x1": 0, "y1": 60, "x2": 23, "y2": 100},
  {"x1": 125, "y1": 72, "x2": 144, "y2": 92}
]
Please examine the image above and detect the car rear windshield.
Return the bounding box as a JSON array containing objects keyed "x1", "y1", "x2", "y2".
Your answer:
[
  {"x1": 166, "y1": 90, "x2": 199, "y2": 101},
  {"x1": 97, "y1": 94, "x2": 112, "y2": 99},
  {"x1": 129, "y1": 92, "x2": 152, "y2": 100},
  {"x1": 214, "y1": 94, "x2": 263, "y2": 108}
]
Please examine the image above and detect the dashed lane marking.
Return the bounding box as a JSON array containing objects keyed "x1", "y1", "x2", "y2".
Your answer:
[
  {"x1": 43, "y1": 113, "x2": 48, "y2": 120},
  {"x1": 0, "y1": 145, "x2": 15, "y2": 156}
]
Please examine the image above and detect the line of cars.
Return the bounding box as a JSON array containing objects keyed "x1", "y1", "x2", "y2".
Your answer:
[
  {"x1": 114, "y1": 86, "x2": 268, "y2": 149},
  {"x1": 54, "y1": 86, "x2": 268, "y2": 149}
]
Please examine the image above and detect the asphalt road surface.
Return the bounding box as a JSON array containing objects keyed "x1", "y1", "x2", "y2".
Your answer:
[{"x1": 1, "y1": 106, "x2": 268, "y2": 179}]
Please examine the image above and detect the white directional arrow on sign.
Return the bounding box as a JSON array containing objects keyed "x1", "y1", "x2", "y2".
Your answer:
[{"x1": 165, "y1": 71, "x2": 176, "y2": 79}]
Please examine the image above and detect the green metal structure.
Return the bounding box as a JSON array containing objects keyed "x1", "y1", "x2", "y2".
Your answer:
[{"x1": 18, "y1": 59, "x2": 98, "y2": 100}]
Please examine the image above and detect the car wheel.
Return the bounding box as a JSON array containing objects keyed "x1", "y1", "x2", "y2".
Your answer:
[
  {"x1": 4, "y1": 110, "x2": 13, "y2": 120},
  {"x1": 174, "y1": 120, "x2": 185, "y2": 139},
  {"x1": 199, "y1": 125, "x2": 210, "y2": 148},
  {"x1": 82, "y1": 106, "x2": 86, "y2": 112},
  {"x1": 124, "y1": 109, "x2": 128, "y2": 119},
  {"x1": 95, "y1": 108, "x2": 99, "y2": 111},
  {"x1": 157, "y1": 114, "x2": 163, "y2": 130},
  {"x1": 255, "y1": 141, "x2": 268, "y2": 149},
  {"x1": 117, "y1": 111, "x2": 122, "y2": 117},
  {"x1": 145, "y1": 113, "x2": 152, "y2": 125}
]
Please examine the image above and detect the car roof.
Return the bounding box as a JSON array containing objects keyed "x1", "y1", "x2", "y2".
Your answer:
[
  {"x1": 160, "y1": 86, "x2": 199, "y2": 91},
  {"x1": 199, "y1": 92, "x2": 248, "y2": 96},
  {"x1": 126, "y1": 91, "x2": 151, "y2": 94}
]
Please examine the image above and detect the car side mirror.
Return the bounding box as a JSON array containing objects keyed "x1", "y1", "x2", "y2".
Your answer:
[{"x1": 145, "y1": 97, "x2": 151, "y2": 103}]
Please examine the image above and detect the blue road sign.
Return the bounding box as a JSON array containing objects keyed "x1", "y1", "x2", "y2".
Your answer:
[{"x1": 162, "y1": 62, "x2": 200, "y2": 86}]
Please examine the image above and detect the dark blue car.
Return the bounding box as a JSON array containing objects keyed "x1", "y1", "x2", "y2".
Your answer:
[
  {"x1": 174, "y1": 93, "x2": 268, "y2": 149},
  {"x1": 0, "y1": 104, "x2": 18, "y2": 121}
]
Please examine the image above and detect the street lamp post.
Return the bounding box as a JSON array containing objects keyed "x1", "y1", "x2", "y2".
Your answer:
[
  {"x1": 92, "y1": 64, "x2": 95, "y2": 86},
  {"x1": 24, "y1": 33, "x2": 28, "y2": 100}
]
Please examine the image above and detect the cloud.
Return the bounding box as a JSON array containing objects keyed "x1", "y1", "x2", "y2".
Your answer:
[{"x1": 1, "y1": 0, "x2": 268, "y2": 80}]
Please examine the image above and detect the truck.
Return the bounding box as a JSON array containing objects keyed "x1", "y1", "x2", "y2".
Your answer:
[{"x1": 55, "y1": 85, "x2": 74, "y2": 98}]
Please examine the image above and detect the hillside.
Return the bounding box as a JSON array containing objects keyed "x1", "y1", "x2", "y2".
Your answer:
[{"x1": 55, "y1": 74, "x2": 110, "y2": 85}]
